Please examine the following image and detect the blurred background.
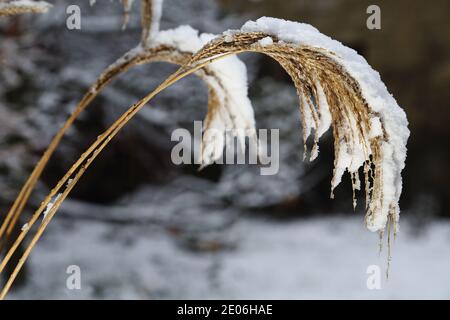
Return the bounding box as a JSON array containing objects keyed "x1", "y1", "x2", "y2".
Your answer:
[{"x1": 0, "y1": 0, "x2": 450, "y2": 299}]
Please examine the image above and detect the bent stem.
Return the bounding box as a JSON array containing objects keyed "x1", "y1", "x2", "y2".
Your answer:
[
  {"x1": 0, "y1": 0, "x2": 165, "y2": 253},
  {"x1": 0, "y1": 47, "x2": 188, "y2": 254},
  {"x1": 0, "y1": 51, "x2": 241, "y2": 299},
  {"x1": 0, "y1": 94, "x2": 92, "y2": 253}
]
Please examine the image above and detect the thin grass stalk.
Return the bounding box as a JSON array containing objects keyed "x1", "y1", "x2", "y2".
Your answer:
[
  {"x1": 0, "y1": 94, "x2": 92, "y2": 251},
  {"x1": 0, "y1": 71, "x2": 112, "y2": 252},
  {"x1": 0, "y1": 67, "x2": 185, "y2": 284},
  {"x1": 0, "y1": 0, "x2": 165, "y2": 246},
  {"x1": 0, "y1": 51, "x2": 241, "y2": 298},
  {"x1": 0, "y1": 45, "x2": 233, "y2": 254},
  {"x1": 0, "y1": 49, "x2": 175, "y2": 259}
]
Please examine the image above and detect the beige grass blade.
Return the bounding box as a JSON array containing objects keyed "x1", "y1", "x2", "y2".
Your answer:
[
  {"x1": 0, "y1": 49, "x2": 244, "y2": 298},
  {"x1": 0, "y1": 42, "x2": 252, "y2": 293},
  {"x1": 0, "y1": 24, "x2": 255, "y2": 250},
  {"x1": 141, "y1": 0, "x2": 152, "y2": 46},
  {"x1": 0, "y1": 56, "x2": 229, "y2": 298}
]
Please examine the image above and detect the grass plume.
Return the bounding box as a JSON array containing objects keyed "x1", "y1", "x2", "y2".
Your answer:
[{"x1": 0, "y1": 0, "x2": 51, "y2": 17}]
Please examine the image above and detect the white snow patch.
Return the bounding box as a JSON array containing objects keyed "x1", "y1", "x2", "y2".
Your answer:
[
  {"x1": 10, "y1": 215, "x2": 450, "y2": 299},
  {"x1": 369, "y1": 116, "x2": 383, "y2": 139},
  {"x1": 258, "y1": 36, "x2": 273, "y2": 47},
  {"x1": 149, "y1": 0, "x2": 164, "y2": 39}
]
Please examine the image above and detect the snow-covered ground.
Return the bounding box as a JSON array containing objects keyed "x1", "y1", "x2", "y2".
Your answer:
[{"x1": 8, "y1": 210, "x2": 450, "y2": 299}]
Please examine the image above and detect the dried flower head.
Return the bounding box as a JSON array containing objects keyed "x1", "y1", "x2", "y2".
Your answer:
[
  {"x1": 186, "y1": 18, "x2": 409, "y2": 236},
  {"x1": 0, "y1": 0, "x2": 51, "y2": 17}
]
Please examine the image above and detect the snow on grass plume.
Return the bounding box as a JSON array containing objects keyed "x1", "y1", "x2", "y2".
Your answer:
[
  {"x1": 0, "y1": 0, "x2": 51, "y2": 16},
  {"x1": 33, "y1": 16, "x2": 408, "y2": 237},
  {"x1": 187, "y1": 17, "x2": 409, "y2": 235}
]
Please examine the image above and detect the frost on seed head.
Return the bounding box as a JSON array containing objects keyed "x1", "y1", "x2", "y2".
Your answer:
[
  {"x1": 0, "y1": 0, "x2": 52, "y2": 16},
  {"x1": 187, "y1": 17, "x2": 409, "y2": 234}
]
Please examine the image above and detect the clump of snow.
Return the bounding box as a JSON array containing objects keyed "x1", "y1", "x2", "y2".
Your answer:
[
  {"x1": 21, "y1": 223, "x2": 29, "y2": 231},
  {"x1": 257, "y1": 36, "x2": 273, "y2": 47},
  {"x1": 238, "y1": 17, "x2": 409, "y2": 232},
  {"x1": 369, "y1": 117, "x2": 383, "y2": 139},
  {"x1": 151, "y1": 25, "x2": 206, "y2": 53},
  {"x1": 223, "y1": 31, "x2": 233, "y2": 43},
  {"x1": 149, "y1": 0, "x2": 164, "y2": 40},
  {"x1": 42, "y1": 193, "x2": 62, "y2": 220}
]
